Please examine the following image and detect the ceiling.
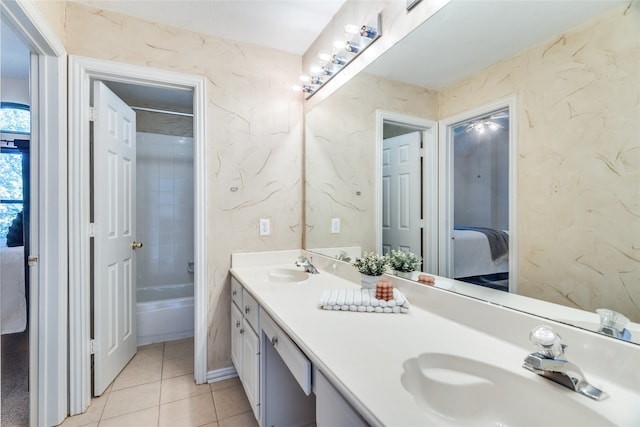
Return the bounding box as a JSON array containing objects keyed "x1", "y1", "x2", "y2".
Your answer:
[
  {"x1": 76, "y1": 0, "x2": 346, "y2": 55},
  {"x1": 2, "y1": 0, "x2": 346, "y2": 106},
  {"x1": 2, "y1": 0, "x2": 625, "y2": 106},
  {"x1": 366, "y1": 0, "x2": 626, "y2": 90}
]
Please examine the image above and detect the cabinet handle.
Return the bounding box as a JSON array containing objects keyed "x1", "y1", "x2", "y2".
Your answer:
[
  {"x1": 240, "y1": 328, "x2": 244, "y2": 334},
  {"x1": 271, "y1": 336, "x2": 278, "y2": 346},
  {"x1": 232, "y1": 290, "x2": 237, "y2": 296},
  {"x1": 235, "y1": 320, "x2": 241, "y2": 328},
  {"x1": 245, "y1": 306, "x2": 250, "y2": 314}
]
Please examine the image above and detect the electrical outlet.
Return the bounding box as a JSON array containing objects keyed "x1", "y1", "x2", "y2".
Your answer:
[
  {"x1": 331, "y1": 217, "x2": 340, "y2": 234},
  {"x1": 259, "y1": 218, "x2": 270, "y2": 236}
]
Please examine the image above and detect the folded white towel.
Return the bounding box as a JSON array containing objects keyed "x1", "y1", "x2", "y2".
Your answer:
[{"x1": 319, "y1": 288, "x2": 409, "y2": 314}]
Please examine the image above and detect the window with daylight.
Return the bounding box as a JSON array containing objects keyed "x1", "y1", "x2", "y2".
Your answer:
[
  {"x1": 0, "y1": 102, "x2": 30, "y2": 134},
  {"x1": 0, "y1": 103, "x2": 30, "y2": 244}
]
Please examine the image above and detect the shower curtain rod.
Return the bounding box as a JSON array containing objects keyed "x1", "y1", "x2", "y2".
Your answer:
[{"x1": 130, "y1": 106, "x2": 194, "y2": 117}]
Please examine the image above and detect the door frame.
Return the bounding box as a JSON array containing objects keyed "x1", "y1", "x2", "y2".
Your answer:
[
  {"x1": 375, "y1": 110, "x2": 438, "y2": 273},
  {"x1": 68, "y1": 55, "x2": 208, "y2": 414},
  {"x1": 438, "y1": 95, "x2": 518, "y2": 292},
  {"x1": 1, "y1": 1, "x2": 67, "y2": 425}
]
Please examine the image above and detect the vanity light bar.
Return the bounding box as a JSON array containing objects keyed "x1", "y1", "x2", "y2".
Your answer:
[{"x1": 296, "y1": 13, "x2": 382, "y2": 98}]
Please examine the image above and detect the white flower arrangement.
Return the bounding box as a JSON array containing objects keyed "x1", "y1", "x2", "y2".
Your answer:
[
  {"x1": 352, "y1": 252, "x2": 389, "y2": 276},
  {"x1": 389, "y1": 249, "x2": 422, "y2": 273}
]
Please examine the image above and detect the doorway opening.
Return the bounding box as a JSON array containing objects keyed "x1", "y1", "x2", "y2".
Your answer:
[
  {"x1": 439, "y1": 96, "x2": 518, "y2": 293},
  {"x1": 375, "y1": 111, "x2": 438, "y2": 273},
  {"x1": 68, "y1": 56, "x2": 207, "y2": 415},
  {"x1": 1, "y1": 22, "x2": 31, "y2": 425},
  {"x1": 101, "y1": 81, "x2": 196, "y2": 350}
]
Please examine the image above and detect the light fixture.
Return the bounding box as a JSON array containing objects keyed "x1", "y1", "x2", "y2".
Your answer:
[
  {"x1": 291, "y1": 84, "x2": 315, "y2": 94},
  {"x1": 295, "y1": 12, "x2": 381, "y2": 98},
  {"x1": 345, "y1": 24, "x2": 377, "y2": 38}
]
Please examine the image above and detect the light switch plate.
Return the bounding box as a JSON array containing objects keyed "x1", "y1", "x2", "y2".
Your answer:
[
  {"x1": 259, "y1": 218, "x2": 270, "y2": 236},
  {"x1": 331, "y1": 217, "x2": 340, "y2": 234}
]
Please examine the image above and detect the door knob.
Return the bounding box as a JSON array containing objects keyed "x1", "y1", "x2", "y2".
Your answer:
[{"x1": 131, "y1": 241, "x2": 144, "y2": 250}]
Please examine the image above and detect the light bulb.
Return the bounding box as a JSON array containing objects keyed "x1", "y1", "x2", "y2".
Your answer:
[
  {"x1": 333, "y1": 40, "x2": 346, "y2": 50},
  {"x1": 344, "y1": 24, "x2": 360, "y2": 34},
  {"x1": 318, "y1": 52, "x2": 333, "y2": 62},
  {"x1": 310, "y1": 65, "x2": 322, "y2": 74},
  {"x1": 299, "y1": 75, "x2": 311, "y2": 83}
]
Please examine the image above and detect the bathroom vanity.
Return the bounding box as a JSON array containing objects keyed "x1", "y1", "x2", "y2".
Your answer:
[{"x1": 230, "y1": 250, "x2": 639, "y2": 426}]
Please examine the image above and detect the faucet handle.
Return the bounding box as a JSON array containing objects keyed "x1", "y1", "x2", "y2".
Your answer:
[
  {"x1": 529, "y1": 325, "x2": 564, "y2": 359},
  {"x1": 597, "y1": 308, "x2": 629, "y2": 334}
]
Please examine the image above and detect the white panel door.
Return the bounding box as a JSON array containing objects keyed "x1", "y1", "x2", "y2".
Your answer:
[
  {"x1": 382, "y1": 132, "x2": 422, "y2": 256},
  {"x1": 93, "y1": 81, "x2": 138, "y2": 396}
]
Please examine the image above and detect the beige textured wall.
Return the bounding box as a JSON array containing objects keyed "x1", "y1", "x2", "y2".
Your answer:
[
  {"x1": 34, "y1": 0, "x2": 66, "y2": 45},
  {"x1": 64, "y1": 3, "x2": 304, "y2": 371},
  {"x1": 306, "y1": 73, "x2": 437, "y2": 252},
  {"x1": 438, "y1": 4, "x2": 640, "y2": 320}
]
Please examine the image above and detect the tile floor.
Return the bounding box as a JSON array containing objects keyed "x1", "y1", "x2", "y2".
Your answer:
[{"x1": 59, "y1": 338, "x2": 257, "y2": 427}]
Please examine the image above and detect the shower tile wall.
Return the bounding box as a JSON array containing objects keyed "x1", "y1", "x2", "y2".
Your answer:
[{"x1": 136, "y1": 132, "x2": 194, "y2": 289}]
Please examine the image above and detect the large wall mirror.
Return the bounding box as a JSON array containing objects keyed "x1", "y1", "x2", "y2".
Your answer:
[{"x1": 305, "y1": 0, "x2": 639, "y2": 344}]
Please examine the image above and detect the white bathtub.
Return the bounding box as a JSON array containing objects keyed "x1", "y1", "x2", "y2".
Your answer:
[{"x1": 137, "y1": 283, "x2": 194, "y2": 346}]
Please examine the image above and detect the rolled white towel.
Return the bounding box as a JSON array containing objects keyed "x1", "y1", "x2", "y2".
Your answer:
[
  {"x1": 327, "y1": 290, "x2": 338, "y2": 306},
  {"x1": 362, "y1": 291, "x2": 371, "y2": 306},
  {"x1": 319, "y1": 288, "x2": 409, "y2": 314},
  {"x1": 353, "y1": 290, "x2": 362, "y2": 305}
]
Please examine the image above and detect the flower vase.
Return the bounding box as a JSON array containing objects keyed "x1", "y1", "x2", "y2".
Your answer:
[
  {"x1": 360, "y1": 274, "x2": 380, "y2": 289},
  {"x1": 396, "y1": 271, "x2": 414, "y2": 280}
]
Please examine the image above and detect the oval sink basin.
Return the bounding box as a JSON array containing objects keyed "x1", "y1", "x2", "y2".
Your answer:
[
  {"x1": 267, "y1": 268, "x2": 309, "y2": 283},
  {"x1": 401, "y1": 353, "x2": 613, "y2": 426}
]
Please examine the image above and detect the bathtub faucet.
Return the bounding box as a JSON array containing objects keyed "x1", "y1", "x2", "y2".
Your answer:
[
  {"x1": 522, "y1": 325, "x2": 608, "y2": 401},
  {"x1": 296, "y1": 256, "x2": 319, "y2": 274}
]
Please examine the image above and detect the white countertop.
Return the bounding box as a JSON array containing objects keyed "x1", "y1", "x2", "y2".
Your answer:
[{"x1": 230, "y1": 250, "x2": 640, "y2": 427}]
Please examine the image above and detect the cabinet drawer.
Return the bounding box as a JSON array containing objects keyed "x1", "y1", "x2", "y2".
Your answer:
[
  {"x1": 261, "y1": 310, "x2": 312, "y2": 395},
  {"x1": 242, "y1": 289, "x2": 260, "y2": 332},
  {"x1": 231, "y1": 277, "x2": 242, "y2": 309}
]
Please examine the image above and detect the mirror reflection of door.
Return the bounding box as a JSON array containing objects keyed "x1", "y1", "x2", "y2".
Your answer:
[
  {"x1": 450, "y1": 107, "x2": 510, "y2": 290},
  {"x1": 382, "y1": 131, "x2": 422, "y2": 258}
]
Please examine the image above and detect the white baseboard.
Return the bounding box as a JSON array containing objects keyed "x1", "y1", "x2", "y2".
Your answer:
[{"x1": 207, "y1": 366, "x2": 238, "y2": 383}]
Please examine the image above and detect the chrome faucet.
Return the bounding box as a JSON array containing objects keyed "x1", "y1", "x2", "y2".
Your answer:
[
  {"x1": 522, "y1": 325, "x2": 608, "y2": 401},
  {"x1": 295, "y1": 255, "x2": 319, "y2": 274},
  {"x1": 336, "y1": 250, "x2": 351, "y2": 262}
]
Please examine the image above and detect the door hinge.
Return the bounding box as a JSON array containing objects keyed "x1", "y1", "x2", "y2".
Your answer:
[
  {"x1": 27, "y1": 256, "x2": 39, "y2": 267},
  {"x1": 420, "y1": 148, "x2": 425, "y2": 157},
  {"x1": 89, "y1": 339, "x2": 99, "y2": 355},
  {"x1": 89, "y1": 223, "x2": 96, "y2": 237},
  {"x1": 89, "y1": 107, "x2": 97, "y2": 122},
  {"x1": 420, "y1": 219, "x2": 425, "y2": 228}
]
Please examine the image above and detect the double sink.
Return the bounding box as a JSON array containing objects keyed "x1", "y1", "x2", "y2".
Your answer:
[{"x1": 231, "y1": 254, "x2": 639, "y2": 426}]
